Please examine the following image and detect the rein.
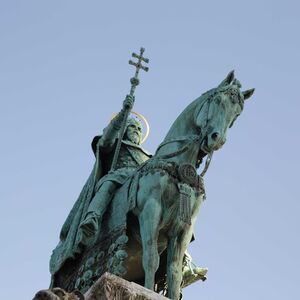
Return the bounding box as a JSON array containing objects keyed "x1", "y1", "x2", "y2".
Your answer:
[
  {"x1": 154, "y1": 134, "x2": 213, "y2": 177},
  {"x1": 155, "y1": 135, "x2": 201, "y2": 159},
  {"x1": 153, "y1": 95, "x2": 216, "y2": 176}
]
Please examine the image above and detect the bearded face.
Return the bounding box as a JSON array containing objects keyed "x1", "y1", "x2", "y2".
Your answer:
[{"x1": 125, "y1": 123, "x2": 142, "y2": 145}]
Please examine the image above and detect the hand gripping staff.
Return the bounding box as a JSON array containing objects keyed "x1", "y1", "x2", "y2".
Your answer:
[{"x1": 110, "y1": 47, "x2": 149, "y2": 171}]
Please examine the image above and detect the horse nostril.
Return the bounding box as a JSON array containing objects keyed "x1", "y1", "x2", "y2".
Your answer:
[{"x1": 211, "y1": 132, "x2": 219, "y2": 141}]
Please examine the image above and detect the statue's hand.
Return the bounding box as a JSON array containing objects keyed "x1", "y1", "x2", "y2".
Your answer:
[{"x1": 123, "y1": 94, "x2": 135, "y2": 110}]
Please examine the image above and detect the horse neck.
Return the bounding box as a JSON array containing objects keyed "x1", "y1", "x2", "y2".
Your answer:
[{"x1": 155, "y1": 99, "x2": 202, "y2": 167}]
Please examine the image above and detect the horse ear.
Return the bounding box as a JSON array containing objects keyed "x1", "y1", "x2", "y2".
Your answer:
[
  {"x1": 218, "y1": 70, "x2": 235, "y2": 87},
  {"x1": 242, "y1": 88, "x2": 255, "y2": 100}
]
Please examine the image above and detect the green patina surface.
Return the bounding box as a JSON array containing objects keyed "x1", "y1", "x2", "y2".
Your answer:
[{"x1": 49, "y1": 50, "x2": 254, "y2": 300}]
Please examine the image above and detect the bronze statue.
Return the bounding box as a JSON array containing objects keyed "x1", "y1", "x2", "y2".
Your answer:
[
  {"x1": 78, "y1": 96, "x2": 151, "y2": 246},
  {"x1": 50, "y1": 48, "x2": 254, "y2": 300}
]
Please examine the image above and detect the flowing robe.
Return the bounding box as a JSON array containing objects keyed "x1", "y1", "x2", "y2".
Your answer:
[{"x1": 50, "y1": 113, "x2": 151, "y2": 282}]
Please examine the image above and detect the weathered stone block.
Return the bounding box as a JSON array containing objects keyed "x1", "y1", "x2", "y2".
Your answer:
[{"x1": 84, "y1": 273, "x2": 169, "y2": 300}]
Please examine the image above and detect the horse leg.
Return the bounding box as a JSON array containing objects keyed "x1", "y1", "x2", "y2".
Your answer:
[
  {"x1": 138, "y1": 197, "x2": 162, "y2": 290},
  {"x1": 167, "y1": 228, "x2": 193, "y2": 300}
]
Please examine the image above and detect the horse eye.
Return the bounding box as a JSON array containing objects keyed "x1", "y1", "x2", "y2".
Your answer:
[{"x1": 231, "y1": 95, "x2": 239, "y2": 104}]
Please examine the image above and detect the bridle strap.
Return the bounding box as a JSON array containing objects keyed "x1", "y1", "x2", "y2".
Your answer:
[
  {"x1": 154, "y1": 96, "x2": 216, "y2": 170},
  {"x1": 155, "y1": 135, "x2": 202, "y2": 159},
  {"x1": 200, "y1": 152, "x2": 213, "y2": 177}
]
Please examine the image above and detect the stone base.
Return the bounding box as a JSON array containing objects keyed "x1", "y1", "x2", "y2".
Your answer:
[
  {"x1": 85, "y1": 273, "x2": 169, "y2": 300},
  {"x1": 33, "y1": 273, "x2": 169, "y2": 300}
]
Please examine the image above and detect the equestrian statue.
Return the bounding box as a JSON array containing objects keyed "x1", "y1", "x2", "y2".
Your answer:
[{"x1": 49, "y1": 48, "x2": 254, "y2": 299}]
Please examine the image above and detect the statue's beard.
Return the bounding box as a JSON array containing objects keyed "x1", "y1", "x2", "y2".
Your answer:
[{"x1": 126, "y1": 132, "x2": 141, "y2": 145}]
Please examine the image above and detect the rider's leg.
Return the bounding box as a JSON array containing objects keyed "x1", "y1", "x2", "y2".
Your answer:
[{"x1": 79, "y1": 181, "x2": 117, "y2": 239}]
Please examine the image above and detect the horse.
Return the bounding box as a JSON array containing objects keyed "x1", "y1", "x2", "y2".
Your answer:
[
  {"x1": 121, "y1": 71, "x2": 254, "y2": 299},
  {"x1": 51, "y1": 71, "x2": 254, "y2": 300}
]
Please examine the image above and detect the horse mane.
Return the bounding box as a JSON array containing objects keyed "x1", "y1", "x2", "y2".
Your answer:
[{"x1": 162, "y1": 88, "x2": 215, "y2": 143}]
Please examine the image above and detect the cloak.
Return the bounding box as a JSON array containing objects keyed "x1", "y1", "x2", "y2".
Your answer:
[
  {"x1": 49, "y1": 136, "x2": 151, "y2": 280},
  {"x1": 49, "y1": 137, "x2": 104, "y2": 278}
]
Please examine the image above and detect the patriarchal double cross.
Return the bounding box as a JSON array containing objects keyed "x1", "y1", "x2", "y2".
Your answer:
[
  {"x1": 128, "y1": 47, "x2": 149, "y2": 96},
  {"x1": 110, "y1": 47, "x2": 149, "y2": 171}
]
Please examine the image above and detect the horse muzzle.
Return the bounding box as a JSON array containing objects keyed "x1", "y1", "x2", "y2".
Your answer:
[{"x1": 201, "y1": 132, "x2": 225, "y2": 153}]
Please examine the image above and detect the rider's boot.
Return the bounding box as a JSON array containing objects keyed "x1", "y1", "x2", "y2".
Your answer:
[
  {"x1": 78, "y1": 181, "x2": 116, "y2": 247},
  {"x1": 181, "y1": 252, "x2": 208, "y2": 288},
  {"x1": 78, "y1": 211, "x2": 102, "y2": 247}
]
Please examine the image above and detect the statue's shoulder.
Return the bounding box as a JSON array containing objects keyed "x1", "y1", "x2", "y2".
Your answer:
[
  {"x1": 92, "y1": 136, "x2": 152, "y2": 157},
  {"x1": 92, "y1": 135, "x2": 116, "y2": 155},
  {"x1": 91, "y1": 135, "x2": 101, "y2": 155}
]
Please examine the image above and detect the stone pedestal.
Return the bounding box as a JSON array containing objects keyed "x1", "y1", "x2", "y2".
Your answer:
[
  {"x1": 33, "y1": 273, "x2": 170, "y2": 300},
  {"x1": 85, "y1": 273, "x2": 169, "y2": 300}
]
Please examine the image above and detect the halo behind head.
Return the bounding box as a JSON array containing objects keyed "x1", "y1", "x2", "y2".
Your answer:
[{"x1": 111, "y1": 111, "x2": 150, "y2": 144}]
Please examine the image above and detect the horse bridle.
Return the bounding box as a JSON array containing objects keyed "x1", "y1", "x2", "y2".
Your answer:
[
  {"x1": 154, "y1": 134, "x2": 213, "y2": 177},
  {"x1": 154, "y1": 95, "x2": 217, "y2": 177}
]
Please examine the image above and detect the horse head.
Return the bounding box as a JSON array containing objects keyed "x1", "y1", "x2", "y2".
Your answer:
[{"x1": 196, "y1": 71, "x2": 254, "y2": 154}]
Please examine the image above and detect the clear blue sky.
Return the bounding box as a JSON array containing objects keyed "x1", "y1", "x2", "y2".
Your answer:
[{"x1": 0, "y1": 1, "x2": 299, "y2": 299}]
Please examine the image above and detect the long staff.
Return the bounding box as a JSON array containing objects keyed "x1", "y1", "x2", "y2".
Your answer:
[{"x1": 110, "y1": 47, "x2": 149, "y2": 171}]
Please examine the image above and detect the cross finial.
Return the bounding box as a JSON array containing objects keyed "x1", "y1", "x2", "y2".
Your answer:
[{"x1": 128, "y1": 47, "x2": 149, "y2": 95}]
